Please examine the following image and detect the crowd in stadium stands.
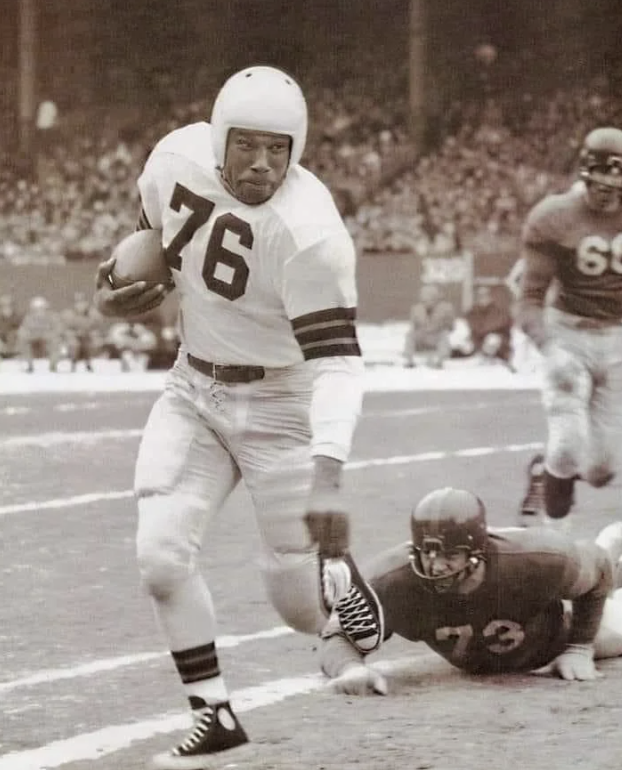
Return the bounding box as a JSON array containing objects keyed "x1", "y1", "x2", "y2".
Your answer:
[
  {"x1": 0, "y1": 291, "x2": 179, "y2": 372},
  {"x1": 3, "y1": 68, "x2": 620, "y2": 266},
  {"x1": 0, "y1": 58, "x2": 413, "y2": 265},
  {"x1": 1, "y1": 47, "x2": 622, "y2": 372},
  {"x1": 346, "y1": 76, "x2": 622, "y2": 254}
]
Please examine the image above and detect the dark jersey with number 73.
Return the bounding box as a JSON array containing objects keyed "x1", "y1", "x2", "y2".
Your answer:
[{"x1": 360, "y1": 527, "x2": 610, "y2": 674}]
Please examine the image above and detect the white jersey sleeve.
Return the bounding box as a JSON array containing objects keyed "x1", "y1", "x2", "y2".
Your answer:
[
  {"x1": 307, "y1": 355, "x2": 365, "y2": 461},
  {"x1": 283, "y1": 229, "x2": 361, "y2": 361},
  {"x1": 269, "y1": 167, "x2": 361, "y2": 361}
]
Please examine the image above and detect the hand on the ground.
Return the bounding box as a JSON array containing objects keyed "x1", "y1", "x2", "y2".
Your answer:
[
  {"x1": 328, "y1": 663, "x2": 388, "y2": 696},
  {"x1": 542, "y1": 644, "x2": 601, "y2": 681},
  {"x1": 93, "y1": 257, "x2": 170, "y2": 318}
]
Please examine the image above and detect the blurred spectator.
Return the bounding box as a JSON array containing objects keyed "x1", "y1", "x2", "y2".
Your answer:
[
  {"x1": 453, "y1": 284, "x2": 514, "y2": 367},
  {"x1": 61, "y1": 291, "x2": 105, "y2": 372},
  {"x1": 134, "y1": 306, "x2": 180, "y2": 370},
  {"x1": 104, "y1": 320, "x2": 157, "y2": 371},
  {"x1": 144, "y1": 321, "x2": 180, "y2": 370},
  {"x1": 16, "y1": 296, "x2": 64, "y2": 372},
  {"x1": 403, "y1": 284, "x2": 455, "y2": 369},
  {"x1": 0, "y1": 293, "x2": 22, "y2": 360}
]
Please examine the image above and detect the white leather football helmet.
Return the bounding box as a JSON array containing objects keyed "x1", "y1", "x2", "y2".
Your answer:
[{"x1": 211, "y1": 66, "x2": 308, "y2": 169}]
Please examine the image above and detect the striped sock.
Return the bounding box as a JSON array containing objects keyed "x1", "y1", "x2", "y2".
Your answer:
[{"x1": 171, "y1": 641, "x2": 229, "y2": 707}]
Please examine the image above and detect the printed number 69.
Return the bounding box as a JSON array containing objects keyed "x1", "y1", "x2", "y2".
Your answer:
[{"x1": 576, "y1": 233, "x2": 622, "y2": 276}]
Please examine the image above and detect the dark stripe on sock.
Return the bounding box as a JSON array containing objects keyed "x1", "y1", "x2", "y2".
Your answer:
[{"x1": 171, "y1": 642, "x2": 221, "y2": 684}]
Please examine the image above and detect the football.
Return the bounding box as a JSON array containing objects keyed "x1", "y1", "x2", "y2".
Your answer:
[{"x1": 109, "y1": 229, "x2": 173, "y2": 289}]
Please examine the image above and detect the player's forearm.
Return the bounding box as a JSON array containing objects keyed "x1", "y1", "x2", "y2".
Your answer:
[
  {"x1": 516, "y1": 247, "x2": 556, "y2": 347},
  {"x1": 567, "y1": 547, "x2": 613, "y2": 646},
  {"x1": 307, "y1": 355, "x2": 365, "y2": 463},
  {"x1": 569, "y1": 590, "x2": 608, "y2": 646},
  {"x1": 516, "y1": 304, "x2": 547, "y2": 349},
  {"x1": 320, "y1": 622, "x2": 365, "y2": 678}
]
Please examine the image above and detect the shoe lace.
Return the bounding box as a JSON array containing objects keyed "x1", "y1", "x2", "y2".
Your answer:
[
  {"x1": 336, "y1": 584, "x2": 377, "y2": 642},
  {"x1": 174, "y1": 707, "x2": 214, "y2": 755}
]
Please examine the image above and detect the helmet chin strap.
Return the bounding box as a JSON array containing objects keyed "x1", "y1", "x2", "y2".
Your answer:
[
  {"x1": 583, "y1": 181, "x2": 622, "y2": 213},
  {"x1": 409, "y1": 550, "x2": 484, "y2": 590}
]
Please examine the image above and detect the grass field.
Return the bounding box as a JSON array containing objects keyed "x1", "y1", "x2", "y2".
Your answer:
[{"x1": 2, "y1": 364, "x2": 622, "y2": 770}]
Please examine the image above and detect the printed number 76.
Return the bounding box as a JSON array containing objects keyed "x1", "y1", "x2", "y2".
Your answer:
[{"x1": 165, "y1": 182, "x2": 252, "y2": 301}]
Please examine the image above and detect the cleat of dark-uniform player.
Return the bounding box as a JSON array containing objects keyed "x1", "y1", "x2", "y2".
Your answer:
[{"x1": 518, "y1": 453, "x2": 545, "y2": 525}]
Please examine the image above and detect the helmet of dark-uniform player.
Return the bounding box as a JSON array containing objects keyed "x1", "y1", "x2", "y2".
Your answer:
[{"x1": 409, "y1": 487, "x2": 488, "y2": 590}]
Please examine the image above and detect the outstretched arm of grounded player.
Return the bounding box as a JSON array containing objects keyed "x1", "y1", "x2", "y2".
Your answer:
[
  {"x1": 320, "y1": 611, "x2": 388, "y2": 696},
  {"x1": 548, "y1": 541, "x2": 613, "y2": 680}
]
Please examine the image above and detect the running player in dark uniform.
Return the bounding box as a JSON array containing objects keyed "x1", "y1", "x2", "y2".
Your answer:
[
  {"x1": 517, "y1": 127, "x2": 622, "y2": 528},
  {"x1": 320, "y1": 487, "x2": 622, "y2": 695}
]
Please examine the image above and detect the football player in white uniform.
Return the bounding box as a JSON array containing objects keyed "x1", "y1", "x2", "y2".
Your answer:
[
  {"x1": 93, "y1": 66, "x2": 383, "y2": 770},
  {"x1": 518, "y1": 127, "x2": 622, "y2": 529}
]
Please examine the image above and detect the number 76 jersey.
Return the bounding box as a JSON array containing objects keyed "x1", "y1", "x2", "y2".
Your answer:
[{"x1": 137, "y1": 122, "x2": 359, "y2": 366}]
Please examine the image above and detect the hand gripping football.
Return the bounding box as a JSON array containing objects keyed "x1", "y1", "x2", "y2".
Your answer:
[{"x1": 109, "y1": 230, "x2": 174, "y2": 290}]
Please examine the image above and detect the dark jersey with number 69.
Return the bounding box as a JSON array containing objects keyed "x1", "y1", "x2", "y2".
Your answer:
[
  {"x1": 520, "y1": 183, "x2": 622, "y2": 321},
  {"x1": 359, "y1": 528, "x2": 610, "y2": 674}
]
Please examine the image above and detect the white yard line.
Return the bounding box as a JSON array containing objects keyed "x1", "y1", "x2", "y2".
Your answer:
[
  {"x1": 0, "y1": 429, "x2": 143, "y2": 449},
  {"x1": 0, "y1": 397, "x2": 540, "y2": 450},
  {"x1": 0, "y1": 441, "x2": 543, "y2": 518},
  {"x1": 0, "y1": 654, "x2": 436, "y2": 770},
  {"x1": 346, "y1": 441, "x2": 543, "y2": 469},
  {"x1": 0, "y1": 490, "x2": 134, "y2": 516},
  {"x1": 0, "y1": 627, "x2": 294, "y2": 695}
]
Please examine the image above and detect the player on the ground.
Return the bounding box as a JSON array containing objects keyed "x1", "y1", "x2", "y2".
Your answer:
[
  {"x1": 92, "y1": 65, "x2": 382, "y2": 770},
  {"x1": 320, "y1": 486, "x2": 622, "y2": 695},
  {"x1": 517, "y1": 126, "x2": 622, "y2": 528}
]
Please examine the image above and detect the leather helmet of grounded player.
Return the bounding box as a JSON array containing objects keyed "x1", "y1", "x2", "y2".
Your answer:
[
  {"x1": 409, "y1": 487, "x2": 488, "y2": 593},
  {"x1": 579, "y1": 126, "x2": 622, "y2": 213},
  {"x1": 211, "y1": 66, "x2": 308, "y2": 205}
]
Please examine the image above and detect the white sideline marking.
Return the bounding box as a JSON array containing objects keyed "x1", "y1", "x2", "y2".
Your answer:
[
  {"x1": 0, "y1": 441, "x2": 544, "y2": 518},
  {"x1": 0, "y1": 627, "x2": 294, "y2": 694},
  {"x1": 0, "y1": 654, "x2": 436, "y2": 770}
]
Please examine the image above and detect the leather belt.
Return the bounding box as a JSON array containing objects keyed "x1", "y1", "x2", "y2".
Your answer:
[{"x1": 187, "y1": 353, "x2": 265, "y2": 383}]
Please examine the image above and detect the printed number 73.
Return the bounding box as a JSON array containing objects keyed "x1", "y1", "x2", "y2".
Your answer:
[{"x1": 436, "y1": 620, "x2": 525, "y2": 661}]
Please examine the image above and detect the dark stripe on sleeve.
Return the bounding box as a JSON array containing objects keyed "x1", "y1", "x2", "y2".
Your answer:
[
  {"x1": 291, "y1": 306, "x2": 356, "y2": 330},
  {"x1": 291, "y1": 307, "x2": 361, "y2": 360},
  {"x1": 136, "y1": 206, "x2": 152, "y2": 231}
]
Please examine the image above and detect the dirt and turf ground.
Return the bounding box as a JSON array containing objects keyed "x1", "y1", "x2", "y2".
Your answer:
[{"x1": 2, "y1": 361, "x2": 622, "y2": 770}]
